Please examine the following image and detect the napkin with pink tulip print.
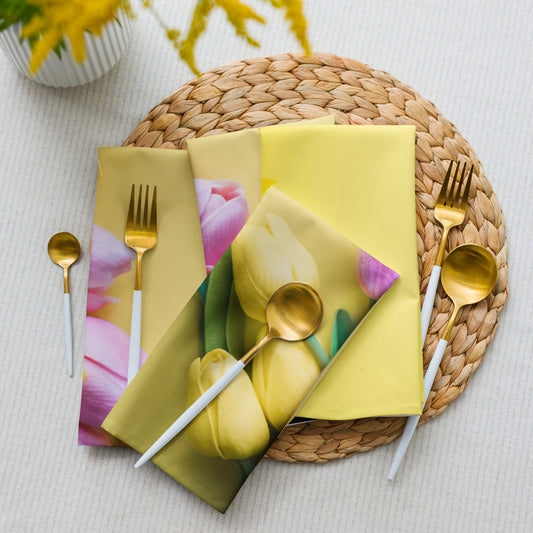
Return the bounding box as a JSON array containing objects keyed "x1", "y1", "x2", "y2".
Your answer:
[
  {"x1": 79, "y1": 147, "x2": 251, "y2": 446},
  {"x1": 79, "y1": 119, "x2": 335, "y2": 446},
  {"x1": 102, "y1": 187, "x2": 398, "y2": 513}
]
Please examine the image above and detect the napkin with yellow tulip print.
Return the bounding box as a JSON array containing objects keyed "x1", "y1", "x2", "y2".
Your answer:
[
  {"x1": 188, "y1": 123, "x2": 424, "y2": 420},
  {"x1": 102, "y1": 187, "x2": 398, "y2": 513}
]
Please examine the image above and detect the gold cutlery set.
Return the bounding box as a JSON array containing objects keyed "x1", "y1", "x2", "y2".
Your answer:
[
  {"x1": 48, "y1": 163, "x2": 497, "y2": 476},
  {"x1": 388, "y1": 161, "x2": 497, "y2": 479},
  {"x1": 47, "y1": 185, "x2": 158, "y2": 381}
]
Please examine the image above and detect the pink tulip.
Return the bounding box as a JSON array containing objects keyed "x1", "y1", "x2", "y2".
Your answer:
[
  {"x1": 194, "y1": 179, "x2": 250, "y2": 272},
  {"x1": 87, "y1": 225, "x2": 135, "y2": 312},
  {"x1": 356, "y1": 249, "x2": 399, "y2": 301},
  {"x1": 79, "y1": 316, "x2": 147, "y2": 446}
]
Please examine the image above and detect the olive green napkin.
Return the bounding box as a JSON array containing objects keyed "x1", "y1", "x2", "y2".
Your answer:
[{"x1": 103, "y1": 187, "x2": 398, "y2": 512}]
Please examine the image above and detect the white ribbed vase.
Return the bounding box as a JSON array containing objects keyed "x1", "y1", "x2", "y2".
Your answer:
[{"x1": 0, "y1": 12, "x2": 132, "y2": 88}]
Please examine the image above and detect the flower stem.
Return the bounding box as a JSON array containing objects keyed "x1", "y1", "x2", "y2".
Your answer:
[{"x1": 305, "y1": 335, "x2": 330, "y2": 369}]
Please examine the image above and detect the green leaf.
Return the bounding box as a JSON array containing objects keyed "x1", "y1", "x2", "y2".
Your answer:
[
  {"x1": 203, "y1": 248, "x2": 233, "y2": 352},
  {"x1": 52, "y1": 39, "x2": 67, "y2": 60},
  {"x1": 0, "y1": 1, "x2": 41, "y2": 33},
  {"x1": 330, "y1": 309, "x2": 358, "y2": 357},
  {"x1": 226, "y1": 282, "x2": 246, "y2": 359}
]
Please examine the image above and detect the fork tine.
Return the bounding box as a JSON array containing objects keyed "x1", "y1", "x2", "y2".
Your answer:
[
  {"x1": 447, "y1": 161, "x2": 462, "y2": 205},
  {"x1": 143, "y1": 185, "x2": 149, "y2": 232},
  {"x1": 126, "y1": 185, "x2": 135, "y2": 231},
  {"x1": 150, "y1": 186, "x2": 157, "y2": 232},
  {"x1": 136, "y1": 184, "x2": 143, "y2": 230},
  {"x1": 437, "y1": 161, "x2": 453, "y2": 205},
  {"x1": 452, "y1": 162, "x2": 467, "y2": 207},
  {"x1": 459, "y1": 166, "x2": 473, "y2": 211}
]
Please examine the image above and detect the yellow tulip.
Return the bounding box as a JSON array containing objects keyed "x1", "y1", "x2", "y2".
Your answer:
[
  {"x1": 252, "y1": 331, "x2": 321, "y2": 430},
  {"x1": 231, "y1": 213, "x2": 319, "y2": 322},
  {"x1": 184, "y1": 349, "x2": 270, "y2": 460}
]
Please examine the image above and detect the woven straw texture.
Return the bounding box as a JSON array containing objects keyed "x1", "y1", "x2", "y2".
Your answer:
[{"x1": 123, "y1": 53, "x2": 508, "y2": 463}]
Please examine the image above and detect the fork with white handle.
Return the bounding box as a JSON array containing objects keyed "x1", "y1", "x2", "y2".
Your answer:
[
  {"x1": 124, "y1": 185, "x2": 157, "y2": 385},
  {"x1": 420, "y1": 161, "x2": 473, "y2": 344}
]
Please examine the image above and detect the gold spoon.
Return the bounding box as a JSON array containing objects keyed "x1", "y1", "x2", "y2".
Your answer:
[
  {"x1": 135, "y1": 281, "x2": 323, "y2": 468},
  {"x1": 388, "y1": 244, "x2": 498, "y2": 480},
  {"x1": 48, "y1": 232, "x2": 81, "y2": 377}
]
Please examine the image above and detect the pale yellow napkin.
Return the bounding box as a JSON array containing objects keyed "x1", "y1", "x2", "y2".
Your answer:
[
  {"x1": 187, "y1": 115, "x2": 335, "y2": 209},
  {"x1": 79, "y1": 147, "x2": 206, "y2": 446},
  {"x1": 261, "y1": 124, "x2": 423, "y2": 418},
  {"x1": 187, "y1": 123, "x2": 424, "y2": 419}
]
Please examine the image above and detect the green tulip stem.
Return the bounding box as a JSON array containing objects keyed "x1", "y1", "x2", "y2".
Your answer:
[{"x1": 305, "y1": 335, "x2": 330, "y2": 369}]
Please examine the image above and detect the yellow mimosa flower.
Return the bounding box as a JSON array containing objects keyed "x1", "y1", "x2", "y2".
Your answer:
[
  {"x1": 14, "y1": 1, "x2": 310, "y2": 76},
  {"x1": 21, "y1": 0, "x2": 132, "y2": 74}
]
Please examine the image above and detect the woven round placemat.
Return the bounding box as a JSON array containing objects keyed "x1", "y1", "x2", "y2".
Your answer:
[{"x1": 124, "y1": 52, "x2": 508, "y2": 463}]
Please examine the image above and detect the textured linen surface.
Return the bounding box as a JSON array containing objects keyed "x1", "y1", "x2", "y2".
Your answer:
[{"x1": 0, "y1": 1, "x2": 531, "y2": 531}]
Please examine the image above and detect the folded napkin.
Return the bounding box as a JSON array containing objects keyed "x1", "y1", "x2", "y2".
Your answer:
[
  {"x1": 188, "y1": 124, "x2": 424, "y2": 420},
  {"x1": 261, "y1": 124, "x2": 423, "y2": 418},
  {"x1": 103, "y1": 187, "x2": 398, "y2": 512},
  {"x1": 79, "y1": 147, "x2": 206, "y2": 446},
  {"x1": 79, "y1": 118, "x2": 336, "y2": 446}
]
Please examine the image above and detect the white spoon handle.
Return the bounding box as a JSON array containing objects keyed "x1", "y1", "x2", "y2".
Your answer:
[
  {"x1": 421, "y1": 265, "x2": 441, "y2": 345},
  {"x1": 127, "y1": 290, "x2": 142, "y2": 385},
  {"x1": 388, "y1": 338, "x2": 448, "y2": 480},
  {"x1": 135, "y1": 360, "x2": 246, "y2": 468},
  {"x1": 63, "y1": 293, "x2": 73, "y2": 377},
  {"x1": 422, "y1": 338, "x2": 448, "y2": 402}
]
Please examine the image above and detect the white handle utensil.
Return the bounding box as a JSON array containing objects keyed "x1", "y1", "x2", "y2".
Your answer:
[
  {"x1": 420, "y1": 266, "x2": 441, "y2": 345},
  {"x1": 387, "y1": 338, "x2": 447, "y2": 480},
  {"x1": 127, "y1": 290, "x2": 142, "y2": 385},
  {"x1": 134, "y1": 282, "x2": 324, "y2": 469},
  {"x1": 47, "y1": 232, "x2": 80, "y2": 377},
  {"x1": 64, "y1": 293, "x2": 73, "y2": 377},
  {"x1": 124, "y1": 185, "x2": 157, "y2": 385},
  {"x1": 135, "y1": 360, "x2": 246, "y2": 468},
  {"x1": 421, "y1": 162, "x2": 473, "y2": 344},
  {"x1": 388, "y1": 244, "x2": 497, "y2": 481}
]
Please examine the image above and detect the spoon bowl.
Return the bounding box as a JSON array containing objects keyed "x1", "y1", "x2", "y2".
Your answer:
[
  {"x1": 266, "y1": 282, "x2": 324, "y2": 341},
  {"x1": 440, "y1": 244, "x2": 498, "y2": 340},
  {"x1": 441, "y1": 244, "x2": 498, "y2": 309},
  {"x1": 48, "y1": 232, "x2": 81, "y2": 291}
]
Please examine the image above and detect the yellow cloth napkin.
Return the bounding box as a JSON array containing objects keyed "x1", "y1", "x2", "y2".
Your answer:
[
  {"x1": 103, "y1": 187, "x2": 399, "y2": 512},
  {"x1": 187, "y1": 115, "x2": 335, "y2": 209},
  {"x1": 261, "y1": 124, "x2": 423, "y2": 418},
  {"x1": 79, "y1": 147, "x2": 206, "y2": 446},
  {"x1": 188, "y1": 124, "x2": 424, "y2": 419}
]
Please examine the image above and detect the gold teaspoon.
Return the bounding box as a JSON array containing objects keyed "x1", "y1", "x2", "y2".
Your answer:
[
  {"x1": 135, "y1": 281, "x2": 324, "y2": 468},
  {"x1": 388, "y1": 244, "x2": 498, "y2": 480},
  {"x1": 48, "y1": 232, "x2": 81, "y2": 377}
]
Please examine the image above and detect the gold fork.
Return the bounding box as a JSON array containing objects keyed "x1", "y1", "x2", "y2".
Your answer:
[
  {"x1": 125, "y1": 184, "x2": 157, "y2": 385},
  {"x1": 420, "y1": 161, "x2": 473, "y2": 344}
]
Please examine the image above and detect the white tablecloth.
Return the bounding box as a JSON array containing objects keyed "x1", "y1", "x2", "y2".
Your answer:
[{"x1": 1, "y1": 1, "x2": 531, "y2": 531}]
